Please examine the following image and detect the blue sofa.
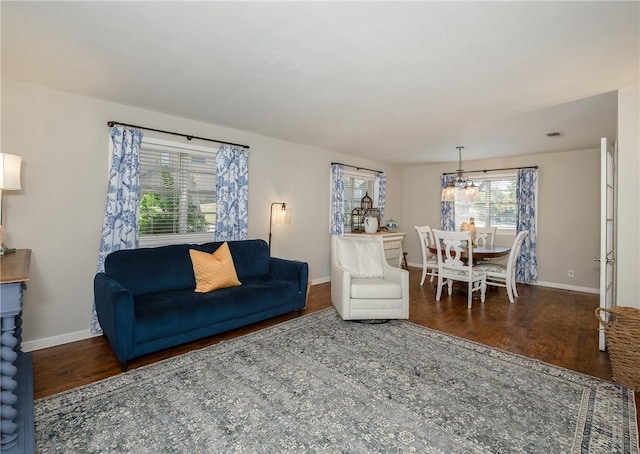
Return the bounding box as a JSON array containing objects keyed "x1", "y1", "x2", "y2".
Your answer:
[{"x1": 94, "y1": 239, "x2": 308, "y2": 370}]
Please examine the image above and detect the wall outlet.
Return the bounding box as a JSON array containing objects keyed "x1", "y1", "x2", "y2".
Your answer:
[{"x1": 568, "y1": 270, "x2": 574, "y2": 278}]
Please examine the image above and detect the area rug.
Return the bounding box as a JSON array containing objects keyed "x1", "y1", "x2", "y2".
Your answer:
[{"x1": 35, "y1": 308, "x2": 638, "y2": 453}]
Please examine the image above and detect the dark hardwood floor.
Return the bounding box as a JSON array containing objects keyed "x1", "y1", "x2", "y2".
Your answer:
[{"x1": 32, "y1": 267, "x2": 638, "y2": 431}]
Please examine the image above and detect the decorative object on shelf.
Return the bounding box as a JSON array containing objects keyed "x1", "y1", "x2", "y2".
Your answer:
[
  {"x1": 268, "y1": 202, "x2": 288, "y2": 254},
  {"x1": 460, "y1": 217, "x2": 477, "y2": 247},
  {"x1": 384, "y1": 219, "x2": 399, "y2": 232},
  {"x1": 351, "y1": 191, "x2": 379, "y2": 233},
  {"x1": 0, "y1": 153, "x2": 22, "y2": 256},
  {"x1": 350, "y1": 207, "x2": 363, "y2": 233},
  {"x1": 441, "y1": 146, "x2": 479, "y2": 202},
  {"x1": 364, "y1": 216, "x2": 378, "y2": 233}
]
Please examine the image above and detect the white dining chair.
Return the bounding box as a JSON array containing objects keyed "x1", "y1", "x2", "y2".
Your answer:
[
  {"x1": 414, "y1": 225, "x2": 438, "y2": 285},
  {"x1": 432, "y1": 229, "x2": 487, "y2": 309},
  {"x1": 475, "y1": 230, "x2": 529, "y2": 303},
  {"x1": 474, "y1": 226, "x2": 497, "y2": 247}
]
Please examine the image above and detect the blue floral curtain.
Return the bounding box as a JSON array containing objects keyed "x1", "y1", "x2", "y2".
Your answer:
[
  {"x1": 91, "y1": 125, "x2": 143, "y2": 334},
  {"x1": 330, "y1": 164, "x2": 344, "y2": 236},
  {"x1": 516, "y1": 168, "x2": 538, "y2": 283},
  {"x1": 375, "y1": 173, "x2": 387, "y2": 221},
  {"x1": 214, "y1": 144, "x2": 249, "y2": 241},
  {"x1": 440, "y1": 175, "x2": 455, "y2": 230}
]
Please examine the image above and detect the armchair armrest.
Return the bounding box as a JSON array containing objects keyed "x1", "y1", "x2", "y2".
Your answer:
[
  {"x1": 94, "y1": 273, "x2": 136, "y2": 364},
  {"x1": 382, "y1": 264, "x2": 410, "y2": 313},
  {"x1": 331, "y1": 262, "x2": 351, "y2": 318},
  {"x1": 381, "y1": 263, "x2": 409, "y2": 285}
]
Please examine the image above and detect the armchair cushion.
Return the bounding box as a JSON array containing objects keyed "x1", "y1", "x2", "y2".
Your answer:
[
  {"x1": 336, "y1": 239, "x2": 384, "y2": 278},
  {"x1": 351, "y1": 278, "x2": 402, "y2": 299}
]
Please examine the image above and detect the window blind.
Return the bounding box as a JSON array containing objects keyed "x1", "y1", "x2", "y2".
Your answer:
[
  {"x1": 139, "y1": 143, "x2": 217, "y2": 236},
  {"x1": 455, "y1": 174, "x2": 517, "y2": 231},
  {"x1": 343, "y1": 172, "x2": 376, "y2": 229}
]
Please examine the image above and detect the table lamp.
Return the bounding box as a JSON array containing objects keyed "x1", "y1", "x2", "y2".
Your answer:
[{"x1": 0, "y1": 153, "x2": 22, "y2": 255}]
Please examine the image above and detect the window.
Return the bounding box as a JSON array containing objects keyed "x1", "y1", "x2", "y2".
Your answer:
[
  {"x1": 454, "y1": 173, "x2": 517, "y2": 232},
  {"x1": 139, "y1": 138, "x2": 218, "y2": 247},
  {"x1": 342, "y1": 170, "x2": 377, "y2": 232}
]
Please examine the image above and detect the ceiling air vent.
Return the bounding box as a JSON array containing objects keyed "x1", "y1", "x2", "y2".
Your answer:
[{"x1": 546, "y1": 131, "x2": 565, "y2": 138}]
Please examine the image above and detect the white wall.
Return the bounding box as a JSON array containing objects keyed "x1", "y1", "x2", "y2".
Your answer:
[
  {"x1": 2, "y1": 77, "x2": 637, "y2": 348},
  {"x1": 616, "y1": 84, "x2": 640, "y2": 309},
  {"x1": 1, "y1": 78, "x2": 402, "y2": 348},
  {"x1": 401, "y1": 149, "x2": 602, "y2": 291}
]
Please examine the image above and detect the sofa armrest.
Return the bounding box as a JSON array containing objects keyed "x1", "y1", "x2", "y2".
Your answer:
[
  {"x1": 269, "y1": 258, "x2": 309, "y2": 308},
  {"x1": 94, "y1": 273, "x2": 136, "y2": 364}
]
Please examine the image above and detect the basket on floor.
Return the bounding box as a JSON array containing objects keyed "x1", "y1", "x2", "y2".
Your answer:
[{"x1": 595, "y1": 306, "x2": 640, "y2": 389}]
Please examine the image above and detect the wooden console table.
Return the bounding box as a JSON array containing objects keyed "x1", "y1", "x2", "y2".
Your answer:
[{"x1": 1, "y1": 249, "x2": 34, "y2": 454}]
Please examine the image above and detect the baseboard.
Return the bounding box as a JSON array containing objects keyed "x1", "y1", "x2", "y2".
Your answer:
[
  {"x1": 406, "y1": 263, "x2": 599, "y2": 294},
  {"x1": 532, "y1": 281, "x2": 598, "y2": 294},
  {"x1": 312, "y1": 276, "x2": 330, "y2": 285},
  {"x1": 22, "y1": 329, "x2": 102, "y2": 352}
]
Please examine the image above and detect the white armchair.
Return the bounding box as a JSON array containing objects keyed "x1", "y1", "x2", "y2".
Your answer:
[{"x1": 331, "y1": 235, "x2": 409, "y2": 320}]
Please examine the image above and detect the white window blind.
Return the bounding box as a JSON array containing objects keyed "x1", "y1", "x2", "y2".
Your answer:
[
  {"x1": 342, "y1": 171, "x2": 376, "y2": 231},
  {"x1": 139, "y1": 138, "x2": 218, "y2": 246},
  {"x1": 454, "y1": 173, "x2": 517, "y2": 231}
]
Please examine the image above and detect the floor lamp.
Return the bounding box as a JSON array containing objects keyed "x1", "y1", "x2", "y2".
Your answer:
[
  {"x1": 268, "y1": 202, "x2": 287, "y2": 255},
  {"x1": 0, "y1": 153, "x2": 22, "y2": 255}
]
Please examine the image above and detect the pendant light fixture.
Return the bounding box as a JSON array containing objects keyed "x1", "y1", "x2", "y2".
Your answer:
[{"x1": 441, "y1": 146, "x2": 479, "y2": 202}]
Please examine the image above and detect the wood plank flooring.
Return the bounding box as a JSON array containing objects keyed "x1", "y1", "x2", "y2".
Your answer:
[{"x1": 32, "y1": 267, "x2": 639, "y2": 432}]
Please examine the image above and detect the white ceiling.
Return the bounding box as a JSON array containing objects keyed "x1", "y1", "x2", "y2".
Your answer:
[{"x1": 2, "y1": 1, "x2": 638, "y2": 165}]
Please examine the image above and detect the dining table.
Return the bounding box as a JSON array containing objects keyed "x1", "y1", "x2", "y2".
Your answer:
[{"x1": 428, "y1": 244, "x2": 511, "y2": 261}]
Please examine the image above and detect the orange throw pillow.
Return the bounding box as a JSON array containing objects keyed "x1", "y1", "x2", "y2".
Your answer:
[{"x1": 189, "y1": 242, "x2": 241, "y2": 293}]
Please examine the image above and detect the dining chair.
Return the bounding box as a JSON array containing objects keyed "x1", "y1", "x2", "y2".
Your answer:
[
  {"x1": 414, "y1": 225, "x2": 438, "y2": 285},
  {"x1": 474, "y1": 226, "x2": 497, "y2": 247},
  {"x1": 432, "y1": 229, "x2": 487, "y2": 309},
  {"x1": 475, "y1": 230, "x2": 529, "y2": 303}
]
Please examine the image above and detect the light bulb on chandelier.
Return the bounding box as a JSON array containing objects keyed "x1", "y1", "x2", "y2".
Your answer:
[{"x1": 441, "y1": 146, "x2": 478, "y2": 202}]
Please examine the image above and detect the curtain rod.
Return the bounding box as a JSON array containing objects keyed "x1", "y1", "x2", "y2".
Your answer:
[
  {"x1": 331, "y1": 162, "x2": 383, "y2": 174},
  {"x1": 107, "y1": 121, "x2": 250, "y2": 149},
  {"x1": 442, "y1": 165, "x2": 538, "y2": 176}
]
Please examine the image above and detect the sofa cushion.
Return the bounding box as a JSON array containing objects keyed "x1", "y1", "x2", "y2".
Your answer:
[
  {"x1": 199, "y1": 239, "x2": 270, "y2": 279},
  {"x1": 105, "y1": 244, "x2": 196, "y2": 296},
  {"x1": 189, "y1": 243, "x2": 241, "y2": 293},
  {"x1": 133, "y1": 276, "x2": 299, "y2": 343}
]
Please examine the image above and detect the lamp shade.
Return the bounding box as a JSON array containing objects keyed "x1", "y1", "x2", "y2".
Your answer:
[{"x1": 0, "y1": 153, "x2": 22, "y2": 190}]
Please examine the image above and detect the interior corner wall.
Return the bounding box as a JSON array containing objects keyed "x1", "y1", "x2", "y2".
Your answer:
[
  {"x1": 0, "y1": 78, "x2": 402, "y2": 348},
  {"x1": 401, "y1": 149, "x2": 601, "y2": 291},
  {"x1": 616, "y1": 84, "x2": 640, "y2": 309}
]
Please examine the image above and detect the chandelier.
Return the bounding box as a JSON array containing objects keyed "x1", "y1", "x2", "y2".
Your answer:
[{"x1": 441, "y1": 146, "x2": 479, "y2": 202}]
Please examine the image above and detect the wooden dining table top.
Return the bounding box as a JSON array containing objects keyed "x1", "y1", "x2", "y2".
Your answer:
[{"x1": 428, "y1": 244, "x2": 511, "y2": 260}]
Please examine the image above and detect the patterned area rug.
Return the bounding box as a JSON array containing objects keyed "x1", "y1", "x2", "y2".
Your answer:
[{"x1": 35, "y1": 308, "x2": 639, "y2": 453}]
